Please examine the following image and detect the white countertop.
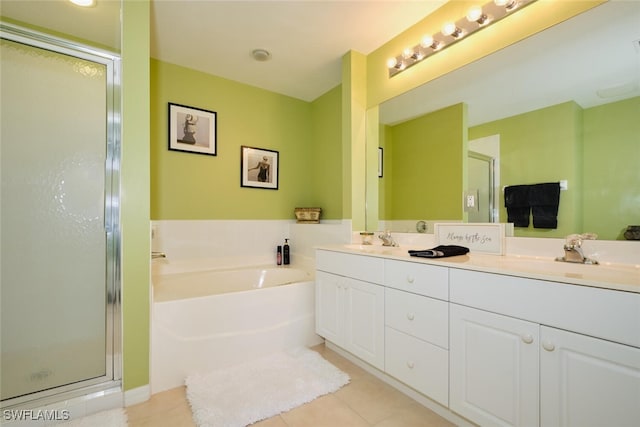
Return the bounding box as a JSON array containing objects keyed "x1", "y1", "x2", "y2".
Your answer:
[{"x1": 317, "y1": 244, "x2": 640, "y2": 294}]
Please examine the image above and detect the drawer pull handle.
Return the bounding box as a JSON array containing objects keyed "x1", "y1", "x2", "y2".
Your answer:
[
  {"x1": 542, "y1": 341, "x2": 555, "y2": 352},
  {"x1": 407, "y1": 313, "x2": 415, "y2": 321},
  {"x1": 521, "y1": 334, "x2": 534, "y2": 344},
  {"x1": 406, "y1": 361, "x2": 415, "y2": 369},
  {"x1": 406, "y1": 276, "x2": 415, "y2": 284}
]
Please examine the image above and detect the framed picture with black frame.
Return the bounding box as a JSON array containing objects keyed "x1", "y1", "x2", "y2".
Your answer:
[
  {"x1": 241, "y1": 146, "x2": 279, "y2": 190},
  {"x1": 168, "y1": 103, "x2": 217, "y2": 156}
]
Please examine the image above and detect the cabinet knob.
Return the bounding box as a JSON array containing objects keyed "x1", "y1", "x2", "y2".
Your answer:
[
  {"x1": 406, "y1": 361, "x2": 415, "y2": 369},
  {"x1": 406, "y1": 276, "x2": 415, "y2": 283},
  {"x1": 406, "y1": 313, "x2": 415, "y2": 321},
  {"x1": 542, "y1": 341, "x2": 556, "y2": 352},
  {"x1": 521, "y1": 334, "x2": 534, "y2": 344}
]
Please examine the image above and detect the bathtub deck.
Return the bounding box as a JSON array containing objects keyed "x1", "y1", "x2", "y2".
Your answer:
[{"x1": 129, "y1": 344, "x2": 455, "y2": 427}]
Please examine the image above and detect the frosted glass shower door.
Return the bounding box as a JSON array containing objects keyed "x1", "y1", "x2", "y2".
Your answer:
[{"x1": 1, "y1": 38, "x2": 114, "y2": 401}]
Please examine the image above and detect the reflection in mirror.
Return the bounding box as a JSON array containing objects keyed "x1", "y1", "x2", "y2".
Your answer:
[{"x1": 376, "y1": 1, "x2": 640, "y2": 240}]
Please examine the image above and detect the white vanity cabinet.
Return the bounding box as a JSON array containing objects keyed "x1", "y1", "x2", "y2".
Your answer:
[
  {"x1": 316, "y1": 248, "x2": 640, "y2": 427},
  {"x1": 384, "y1": 259, "x2": 450, "y2": 406},
  {"x1": 315, "y1": 251, "x2": 385, "y2": 370},
  {"x1": 450, "y1": 268, "x2": 640, "y2": 427}
]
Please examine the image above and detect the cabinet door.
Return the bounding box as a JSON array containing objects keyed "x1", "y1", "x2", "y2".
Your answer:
[
  {"x1": 450, "y1": 304, "x2": 539, "y2": 427},
  {"x1": 540, "y1": 326, "x2": 640, "y2": 427},
  {"x1": 315, "y1": 271, "x2": 344, "y2": 346},
  {"x1": 344, "y1": 277, "x2": 385, "y2": 370}
]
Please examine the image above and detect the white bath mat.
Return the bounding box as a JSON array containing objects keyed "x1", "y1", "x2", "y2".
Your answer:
[
  {"x1": 62, "y1": 408, "x2": 127, "y2": 426},
  {"x1": 186, "y1": 347, "x2": 350, "y2": 427}
]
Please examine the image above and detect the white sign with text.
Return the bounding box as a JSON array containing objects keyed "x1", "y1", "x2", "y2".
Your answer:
[{"x1": 434, "y1": 223, "x2": 512, "y2": 255}]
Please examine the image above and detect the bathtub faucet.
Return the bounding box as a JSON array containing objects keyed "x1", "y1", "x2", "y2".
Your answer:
[
  {"x1": 379, "y1": 230, "x2": 398, "y2": 247},
  {"x1": 152, "y1": 251, "x2": 166, "y2": 259}
]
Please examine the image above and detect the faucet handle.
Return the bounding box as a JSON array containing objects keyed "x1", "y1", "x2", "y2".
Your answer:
[
  {"x1": 565, "y1": 232, "x2": 598, "y2": 248},
  {"x1": 565, "y1": 234, "x2": 582, "y2": 248}
]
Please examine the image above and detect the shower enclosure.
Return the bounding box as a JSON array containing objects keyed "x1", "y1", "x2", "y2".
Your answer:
[{"x1": 0, "y1": 24, "x2": 121, "y2": 408}]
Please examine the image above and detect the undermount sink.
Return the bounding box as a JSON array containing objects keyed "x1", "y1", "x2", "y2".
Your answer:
[
  {"x1": 469, "y1": 254, "x2": 640, "y2": 285},
  {"x1": 342, "y1": 244, "x2": 405, "y2": 256}
]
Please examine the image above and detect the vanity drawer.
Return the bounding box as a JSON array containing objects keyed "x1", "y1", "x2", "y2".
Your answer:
[
  {"x1": 316, "y1": 250, "x2": 384, "y2": 284},
  {"x1": 385, "y1": 327, "x2": 449, "y2": 407},
  {"x1": 384, "y1": 259, "x2": 448, "y2": 300},
  {"x1": 385, "y1": 288, "x2": 448, "y2": 348},
  {"x1": 450, "y1": 268, "x2": 640, "y2": 348}
]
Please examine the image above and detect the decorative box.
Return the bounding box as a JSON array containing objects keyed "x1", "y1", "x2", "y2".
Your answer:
[{"x1": 294, "y1": 208, "x2": 321, "y2": 223}]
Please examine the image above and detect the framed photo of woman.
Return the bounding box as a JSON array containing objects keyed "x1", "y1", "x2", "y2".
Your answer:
[
  {"x1": 168, "y1": 103, "x2": 217, "y2": 156},
  {"x1": 241, "y1": 146, "x2": 279, "y2": 190}
]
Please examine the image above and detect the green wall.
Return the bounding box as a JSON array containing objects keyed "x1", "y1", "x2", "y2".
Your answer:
[
  {"x1": 151, "y1": 59, "x2": 342, "y2": 220},
  {"x1": 382, "y1": 103, "x2": 466, "y2": 221},
  {"x1": 583, "y1": 96, "x2": 640, "y2": 240},
  {"x1": 470, "y1": 101, "x2": 583, "y2": 238},
  {"x1": 378, "y1": 124, "x2": 391, "y2": 220},
  {"x1": 341, "y1": 51, "x2": 368, "y2": 230},
  {"x1": 310, "y1": 85, "x2": 343, "y2": 219},
  {"x1": 121, "y1": 0, "x2": 150, "y2": 392}
]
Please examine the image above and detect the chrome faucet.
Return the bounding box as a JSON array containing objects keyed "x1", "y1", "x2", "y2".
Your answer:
[
  {"x1": 555, "y1": 233, "x2": 598, "y2": 265},
  {"x1": 379, "y1": 230, "x2": 398, "y2": 247},
  {"x1": 152, "y1": 251, "x2": 166, "y2": 259}
]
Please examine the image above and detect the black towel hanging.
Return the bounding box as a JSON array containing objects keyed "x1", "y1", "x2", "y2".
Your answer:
[
  {"x1": 504, "y1": 185, "x2": 531, "y2": 227},
  {"x1": 530, "y1": 182, "x2": 561, "y2": 229}
]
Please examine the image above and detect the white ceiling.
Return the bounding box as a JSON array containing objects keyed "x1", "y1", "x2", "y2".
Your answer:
[
  {"x1": 0, "y1": 0, "x2": 122, "y2": 50},
  {"x1": 1, "y1": 1, "x2": 446, "y2": 101},
  {"x1": 150, "y1": 0, "x2": 447, "y2": 101},
  {"x1": 2, "y1": 0, "x2": 638, "y2": 115}
]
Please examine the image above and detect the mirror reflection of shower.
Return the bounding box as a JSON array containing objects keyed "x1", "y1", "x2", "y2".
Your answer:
[{"x1": 468, "y1": 135, "x2": 500, "y2": 223}]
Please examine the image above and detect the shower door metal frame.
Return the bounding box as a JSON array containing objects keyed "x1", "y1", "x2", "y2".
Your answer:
[
  {"x1": 0, "y1": 23, "x2": 122, "y2": 409},
  {"x1": 468, "y1": 150, "x2": 498, "y2": 223}
]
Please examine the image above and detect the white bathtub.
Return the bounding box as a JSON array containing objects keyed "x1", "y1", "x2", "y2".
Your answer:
[{"x1": 150, "y1": 263, "x2": 323, "y2": 394}]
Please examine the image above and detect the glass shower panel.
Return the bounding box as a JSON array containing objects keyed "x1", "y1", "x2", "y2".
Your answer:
[
  {"x1": 1, "y1": 39, "x2": 107, "y2": 400},
  {"x1": 467, "y1": 152, "x2": 495, "y2": 223}
]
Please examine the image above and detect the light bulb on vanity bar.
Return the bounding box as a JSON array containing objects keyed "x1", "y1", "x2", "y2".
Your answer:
[
  {"x1": 467, "y1": 5, "x2": 490, "y2": 25},
  {"x1": 442, "y1": 22, "x2": 463, "y2": 38},
  {"x1": 69, "y1": 0, "x2": 96, "y2": 7},
  {"x1": 421, "y1": 35, "x2": 441, "y2": 50}
]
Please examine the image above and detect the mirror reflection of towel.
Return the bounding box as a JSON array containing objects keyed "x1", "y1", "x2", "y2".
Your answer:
[
  {"x1": 504, "y1": 185, "x2": 530, "y2": 227},
  {"x1": 530, "y1": 182, "x2": 560, "y2": 229}
]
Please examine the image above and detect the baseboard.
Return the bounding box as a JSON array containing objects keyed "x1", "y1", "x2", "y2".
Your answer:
[{"x1": 124, "y1": 385, "x2": 150, "y2": 407}]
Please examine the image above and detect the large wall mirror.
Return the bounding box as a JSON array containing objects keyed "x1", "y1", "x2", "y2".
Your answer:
[{"x1": 374, "y1": 1, "x2": 639, "y2": 241}]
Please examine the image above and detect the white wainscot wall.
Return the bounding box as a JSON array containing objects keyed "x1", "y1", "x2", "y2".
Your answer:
[{"x1": 151, "y1": 219, "x2": 352, "y2": 267}]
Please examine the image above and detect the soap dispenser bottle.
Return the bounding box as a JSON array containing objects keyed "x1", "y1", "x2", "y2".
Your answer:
[{"x1": 283, "y1": 239, "x2": 290, "y2": 265}]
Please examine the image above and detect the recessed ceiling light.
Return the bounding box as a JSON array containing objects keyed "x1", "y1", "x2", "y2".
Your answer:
[
  {"x1": 252, "y1": 49, "x2": 271, "y2": 62},
  {"x1": 69, "y1": 0, "x2": 96, "y2": 7}
]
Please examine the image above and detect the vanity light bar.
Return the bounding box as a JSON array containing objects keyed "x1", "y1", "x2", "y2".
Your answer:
[{"x1": 388, "y1": 0, "x2": 537, "y2": 78}]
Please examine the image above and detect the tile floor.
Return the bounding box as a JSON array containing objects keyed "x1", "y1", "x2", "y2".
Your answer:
[{"x1": 127, "y1": 344, "x2": 456, "y2": 427}]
